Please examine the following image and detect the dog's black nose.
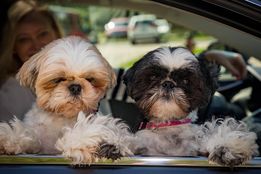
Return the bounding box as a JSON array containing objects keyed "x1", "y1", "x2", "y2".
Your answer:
[
  {"x1": 68, "y1": 84, "x2": 82, "y2": 95},
  {"x1": 162, "y1": 81, "x2": 175, "y2": 90}
]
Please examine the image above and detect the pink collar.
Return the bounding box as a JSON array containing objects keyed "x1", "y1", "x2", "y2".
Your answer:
[{"x1": 139, "y1": 118, "x2": 192, "y2": 130}]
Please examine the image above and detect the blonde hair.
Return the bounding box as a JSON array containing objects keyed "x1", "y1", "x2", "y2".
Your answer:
[{"x1": 0, "y1": 0, "x2": 62, "y2": 85}]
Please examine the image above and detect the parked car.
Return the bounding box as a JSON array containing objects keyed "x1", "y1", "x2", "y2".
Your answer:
[
  {"x1": 104, "y1": 17, "x2": 129, "y2": 38},
  {"x1": 155, "y1": 18, "x2": 170, "y2": 35},
  {"x1": 127, "y1": 14, "x2": 160, "y2": 44}
]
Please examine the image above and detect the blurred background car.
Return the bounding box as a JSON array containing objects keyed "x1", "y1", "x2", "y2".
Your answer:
[
  {"x1": 155, "y1": 19, "x2": 170, "y2": 35},
  {"x1": 127, "y1": 14, "x2": 160, "y2": 44},
  {"x1": 104, "y1": 17, "x2": 129, "y2": 38}
]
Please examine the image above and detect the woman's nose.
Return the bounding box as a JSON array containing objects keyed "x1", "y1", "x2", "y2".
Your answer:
[{"x1": 32, "y1": 39, "x2": 44, "y2": 51}]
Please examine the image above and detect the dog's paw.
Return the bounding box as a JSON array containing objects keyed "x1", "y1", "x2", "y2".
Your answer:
[
  {"x1": 0, "y1": 145, "x2": 11, "y2": 155},
  {"x1": 0, "y1": 121, "x2": 23, "y2": 155},
  {"x1": 208, "y1": 146, "x2": 250, "y2": 167},
  {"x1": 98, "y1": 142, "x2": 124, "y2": 160},
  {"x1": 0, "y1": 118, "x2": 40, "y2": 155}
]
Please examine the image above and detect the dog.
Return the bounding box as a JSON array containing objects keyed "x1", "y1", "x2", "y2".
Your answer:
[
  {"x1": 122, "y1": 47, "x2": 259, "y2": 166},
  {"x1": 0, "y1": 36, "x2": 131, "y2": 161}
]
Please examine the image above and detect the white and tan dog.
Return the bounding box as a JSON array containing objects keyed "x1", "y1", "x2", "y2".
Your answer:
[{"x1": 0, "y1": 36, "x2": 131, "y2": 162}]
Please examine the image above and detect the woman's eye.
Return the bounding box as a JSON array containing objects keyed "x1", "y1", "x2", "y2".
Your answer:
[
  {"x1": 53, "y1": 78, "x2": 66, "y2": 84},
  {"x1": 39, "y1": 31, "x2": 49, "y2": 38},
  {"x1": 17, "y1": 37, "x2": 31, "y2": 44}
]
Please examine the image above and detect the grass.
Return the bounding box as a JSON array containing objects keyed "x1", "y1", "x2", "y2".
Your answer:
[{"x1": 120, "y1": 56, "x2": 142, "y2": 69}]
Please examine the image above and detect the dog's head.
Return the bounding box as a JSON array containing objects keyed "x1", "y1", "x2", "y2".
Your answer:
[
  {"x1": 123, "y1": 47, "x2": 219, "y2": 121},
  {"x1": 17, "y1": 36, "x2": 116, "y2": 118}
]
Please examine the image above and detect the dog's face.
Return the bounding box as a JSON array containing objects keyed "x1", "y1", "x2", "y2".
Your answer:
[
  {"x1": 124, "y1": 47, "x2": 218, "y2": 121},
  {"x1": 17, "y1": 36, "x2": 116, "y2": 118}
]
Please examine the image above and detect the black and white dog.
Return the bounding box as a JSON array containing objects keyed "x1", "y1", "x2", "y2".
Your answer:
[{"x1": 122, "y1": 47, "x2": 258, "y2": 166}]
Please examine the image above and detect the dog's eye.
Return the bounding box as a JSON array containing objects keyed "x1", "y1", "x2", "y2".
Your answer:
[
  {"x1": 53, "y1": 78, "x2": 66, "y2": 84},
  {"x1": 183, "y1": 79, "x2": 188, "y2": 84},
  {"x1": 150, "y1": 75, "x2": 157, "y2": 80},
  {"x1": 86, "y1": 77, "x2": 95, "y2": 84}
]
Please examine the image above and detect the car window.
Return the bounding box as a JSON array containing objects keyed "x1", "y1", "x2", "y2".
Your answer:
[{"x1": 0, "y1": 0, "x2": 260, "y2": 169}]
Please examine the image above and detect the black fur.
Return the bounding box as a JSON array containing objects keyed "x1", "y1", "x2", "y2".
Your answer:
[
  {"x1": 123, "y1": 47, "x2": 219, "y2": 115},
  {"x1": 97, "y1": 142, "x2": 122, "y2": 160}
]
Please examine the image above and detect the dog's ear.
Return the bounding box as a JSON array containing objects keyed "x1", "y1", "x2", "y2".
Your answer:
[
  {"x1": 90, "y1": 45, "x2": 116, "y2": 88},
  {"x1": 109, "y1": 68, "x2": 116, "y2": 88},
  {"x1": 123, "y1": 57, "x2": 148, "y2": 99},
  {"x1": 123, "y1": 50, "x2": 157, "y2": 98},
  {"x1": 123, "y1": 65, "x2": 136, "y2": 95},
  {"x1": 16, "y1": 51, "x2": 46, "y2": 92},
  {"x1": 198, "y1": 55, "x2": 220, "y2": 96}
]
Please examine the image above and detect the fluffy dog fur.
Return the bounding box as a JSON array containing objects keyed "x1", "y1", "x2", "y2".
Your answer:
[
  {"x1": 122, "y1": 47, "x2": 258, "y2": 166},
  {"x1": 0, "y1": 36, "x2": 131, "y2": 159},
  {"x1": 59, "y1": 47, "x2": 258, "y2": 166}
]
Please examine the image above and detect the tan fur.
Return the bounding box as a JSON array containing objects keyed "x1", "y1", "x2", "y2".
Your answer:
[{"x1": 150, "y1": 99, "x2": 187, "y2": 120}]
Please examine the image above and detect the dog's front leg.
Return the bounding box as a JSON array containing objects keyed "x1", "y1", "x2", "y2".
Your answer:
[
  {"x1": 56, "y1": 112, "x2": 132, "y2": 164},
  {"x1": 202, "y1": 118, "x2": 259, "y2": 167},
  {"x1": 0, "y1": 117, "x2": 41, "y2": 154}
]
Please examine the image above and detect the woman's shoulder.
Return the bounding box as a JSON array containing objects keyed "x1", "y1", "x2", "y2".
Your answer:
[
  {"x1": 0, "y1": 76, "x2": 35, "y2": 121},
  {"x1": 0, "y1": 76, "x2": 35, "y2": 99}
]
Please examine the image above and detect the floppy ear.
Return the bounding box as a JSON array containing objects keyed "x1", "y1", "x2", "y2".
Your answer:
[
  {"x1": 123, "y1": 49, "x2": 156, "y2": 97},
  {"x1": 123, "y1": 66, "x2": 135, "y2": 89},
  {"x1": 198, "y1": 56, "x2": 220, "y2": 96},
  {"x1": 16, "y1": 52, "x2": 45, "y2": 92},
  {"x1": 91, "y1": 45, "x2": 116, "y2": 88},
  {"x1": 109, "y1": 69, "x2": 116, "y2": 88},
  {"x1": 123, "y1": 61, "x2": 140, "y2": 97}
]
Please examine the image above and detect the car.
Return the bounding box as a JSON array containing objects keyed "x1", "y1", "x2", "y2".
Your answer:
[
  {"x1": 104, "y1": 17, "x2": 129, "y2": 38},
  {"x1": 1, "y1": 0, "x2": 260, "y2": 173},
  {"x1": 127, "y1": 14, "x2": 160, "y2": 44},
  {"x1": 155, "y1": 18, "x2": 170, "y2": 35}
]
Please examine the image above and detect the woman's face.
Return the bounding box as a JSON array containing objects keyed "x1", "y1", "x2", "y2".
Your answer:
[{"x1": 14, "y1": 13, "x2": 58, "y2": 63}]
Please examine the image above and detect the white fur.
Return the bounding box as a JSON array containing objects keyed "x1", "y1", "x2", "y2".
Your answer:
[
  {"x1": 202, "y1": 118, "x2": 258, "y2": 165},
  {"x1": 40, "y1": 37, "x2": 105, "y2": 75},
  {"x1": 127, "y1": 116, "x2": 259, "y2": 166},
  {"x1": 0, "y1": 104, "x2": 76, "y2": 154},
  {"x1": 0, "y1": 106, "x2": 132, "y2": 164},
  {"x1": 55, "y1": 109, "x2": 258, "y2": 166},
  {"x1": 154, "y1": 47, "x2": 197, "y2": 69},
  {"x1": 56, "y1": 112, "x2": 132, "y2": 164}
]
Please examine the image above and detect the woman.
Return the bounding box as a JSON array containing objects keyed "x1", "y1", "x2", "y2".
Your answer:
[{"x1": 0, "y1": 0, "x2": 62, "y2": 120}]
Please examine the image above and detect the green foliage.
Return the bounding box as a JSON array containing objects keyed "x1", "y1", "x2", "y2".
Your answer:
[{"x1": 119, "y1": 55, "x2": 142, "y2": 69}]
